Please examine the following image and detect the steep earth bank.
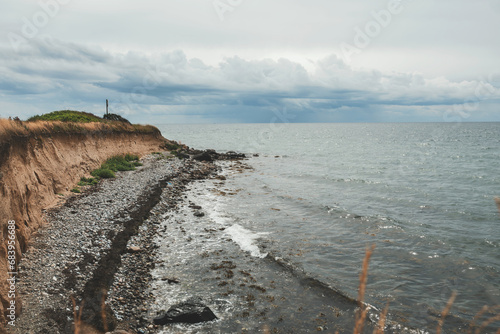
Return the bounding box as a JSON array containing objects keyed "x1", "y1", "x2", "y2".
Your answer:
[{"x1": 0, "y1": 129, "x2": 167, "y2": 326}]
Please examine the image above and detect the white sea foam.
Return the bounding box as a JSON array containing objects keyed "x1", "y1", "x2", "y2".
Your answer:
[{"x1": 225, "y1": 224, "x2": 268, "y2": 258}]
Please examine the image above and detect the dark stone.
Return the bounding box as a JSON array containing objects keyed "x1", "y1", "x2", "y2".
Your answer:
[
  {"x1": 194, "y1": 211, "x2": 205, "y2": 217},
  {"x1": 163, "y1": 277, "x2": 180, "y2": 284},
  {"x1": 153, "y1": 297, "x2": 217, "y2": 325},
  {"x1": 192, "y1": 151, "x2": 213, "y2": 162},
  {"x1": 225, "y1": 151, "x2": 246, "y2": 159}
]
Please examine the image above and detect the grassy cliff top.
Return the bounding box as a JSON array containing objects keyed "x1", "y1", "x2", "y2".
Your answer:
[
  {"x1": 27, "y1": 110, "x2": 104, "y2": 123},
  {"x1": 0, "y1": 110, "x2": 161, "y2": 141}
]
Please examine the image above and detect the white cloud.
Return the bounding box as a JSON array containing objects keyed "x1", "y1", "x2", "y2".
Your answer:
[
  {"x1": 1, "y1": 37, "x2": 498, "y2": 122},
  {"x1": 0, "y1": 0, "x2": 499, "y2": 122}
]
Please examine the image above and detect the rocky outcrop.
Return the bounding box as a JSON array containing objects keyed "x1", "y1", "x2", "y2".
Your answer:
[
  {"x1": 0, "y1": 128, "x2": 166, "y2": 325},
  {"x1": 191, "y1": 149, "x2": 246, "y2": 161}
]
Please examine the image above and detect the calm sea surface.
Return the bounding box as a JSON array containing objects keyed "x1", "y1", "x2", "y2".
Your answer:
[{"x1": 156, "y1": 123, "x2": 500, "y2": 331}]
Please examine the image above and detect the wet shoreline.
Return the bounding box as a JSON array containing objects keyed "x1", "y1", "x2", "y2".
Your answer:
[
  {"x1": 11, "y1": 149, "x2": 469, "y2": 334},
  {"x1": 12, "y1": 153, "x2": 221, "y2": 333}
]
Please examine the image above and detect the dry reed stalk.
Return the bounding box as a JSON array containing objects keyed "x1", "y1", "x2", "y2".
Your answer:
[
  {"x1": 468, "y1": 305, "x2": 500, "y2": 334},
  {"x1": 436, "y1": 291, "x2": 457, "y2": 334},
  {"x1": 101, "y1": 291, "x2": 108, "y2": 333},
  {"x1": 494, "y1": 197, "x2": 500, "y2": 216},
  {"x1": 373, "y1": 304, "x2": 389, "y2": 334},
  {"x1": 71, "y1": 296, "x2": 85, "y2": 334},
  {"x1": 353, "y1": 244, "x2": 375, "y2": 334},
  {"x1": 469, "y1": 305, "x2": 490, "y2": 333},
  {"x1": 475, "y1": 312, "x2": 500, "y2": 334}
]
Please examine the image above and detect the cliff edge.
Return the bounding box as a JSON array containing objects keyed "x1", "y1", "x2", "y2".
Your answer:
[{"x1": 0, "y1": 117, "x2": 167, "y2": 326}]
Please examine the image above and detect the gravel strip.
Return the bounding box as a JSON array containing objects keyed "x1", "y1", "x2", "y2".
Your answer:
[{"x1": 12, "y1": 154, "x2": 220, "y2": 334}]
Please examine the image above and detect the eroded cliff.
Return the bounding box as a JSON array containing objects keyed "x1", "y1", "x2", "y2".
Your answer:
[{"x1": 0, "y1": 122, "x2": 167, "y2": 325}]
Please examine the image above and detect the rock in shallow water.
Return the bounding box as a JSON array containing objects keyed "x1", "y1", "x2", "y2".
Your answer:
[
  {"x1": 192, "y1": 151, "x2": 214, "y2": 162},
  {"x1": 193, "y1": 210, "x2": 205, "y2": 217},
  {"x1": 153, "y1": 297, "x2": 217, "y2": 325}
]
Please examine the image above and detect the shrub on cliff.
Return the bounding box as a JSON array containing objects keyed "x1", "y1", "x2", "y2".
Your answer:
[
  {"x1": 103, "y1": 113, "x2": 131, "y2": 124},
  {"x1": 27, "y1": 110, "x2": 102, "y2": 123}
]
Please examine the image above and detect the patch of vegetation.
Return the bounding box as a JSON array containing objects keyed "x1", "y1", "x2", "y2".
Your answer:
[
  {"x1": 124, "y1": 153, "x2": 139, "y2": 161},
  {"x1": 102, "y1": 155, "x2": 136, "y2": 172},
  {"x1": 90, "y1": 154, "x2": 142, "y2": 179},
  {"x1": 91, "y1": 168, "x2": 115, "y2": 179},
  {"x1": 103, "y1": 113, "x2": 131, "y2": 124},
  {"x1": 78, "y1": 176, "x2": 99, "y2": 186},
  {"x1": 27, "y1": 110, "x2": 102, "y2": 123},
  {"x1": 71, "y1": 187, "x2": 81, "y2": 193},
  {"x1": 163, "y1": 142, "x2": 181, "y2": 151},
  {"x1": 1, "y1": 112, "x2": 162, "y2": 143}
]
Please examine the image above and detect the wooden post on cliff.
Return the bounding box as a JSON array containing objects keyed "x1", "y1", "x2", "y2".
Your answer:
[{"x1": 106, "y1": 99, "x2": 109, "y2": 115}]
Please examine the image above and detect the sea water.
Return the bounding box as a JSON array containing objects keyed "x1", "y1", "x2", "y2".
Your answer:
[{"x1": 155, "y1": 122, "x2": 500, "y2": 332}]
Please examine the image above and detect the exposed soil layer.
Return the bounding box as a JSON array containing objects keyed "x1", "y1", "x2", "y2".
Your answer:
[{"x1": 0, "y1": 130, "x2": 167, "y2": 326}]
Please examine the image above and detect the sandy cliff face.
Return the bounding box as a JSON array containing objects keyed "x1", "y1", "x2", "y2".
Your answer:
[{"x1": 0, "y1": 129, "x2": 166, "y2": 325}]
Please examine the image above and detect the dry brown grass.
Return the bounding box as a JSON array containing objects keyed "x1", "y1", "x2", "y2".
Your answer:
[
  {"x1": 354, "y1": 244, "x2": 375, "y2": 334},
  {"x1": 72, "y1": 296, "x2": 85, "y2": 334},
  {"x1": 436, "y1": 292, "x2": 457, "y2": 334},
  {"x1": 469, "y1": 305, "x2": 500, "y2": 334},
  {"x1": 0, "y1": 118, "x2": 160, "y2": 143},
  {"x1": 495, "y1": 197, "x2": 500, "y2": 216},
  {"x1": 373, "y1": 304, "x2": 389, "y2": 334},
  {"x1": 101, "y1": 291, "x2": 108, "y2": 333}
]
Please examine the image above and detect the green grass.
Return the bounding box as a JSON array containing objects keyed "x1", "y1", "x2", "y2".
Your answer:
[
  {"x1": 78, "y1": 177, "x2": 99, "y2": 186},
  {"x1": 124, "y1": 153, "x2": 139, "y2": 161},
  {"x1": 27, "y1": 110, "x2": 103, "y2": 123},
  {"x1": 70, "y1": 187, "x2": 81, "y2": 193},
  {"x1": 102, "y1": 156, "x2": 136, "y2": 172},
  {"x1": 90, "y1": 154, "x2": 142, "y2": 179},
  {"x1": 91, "y1": 168, "x2": 115, "y2": 179}
]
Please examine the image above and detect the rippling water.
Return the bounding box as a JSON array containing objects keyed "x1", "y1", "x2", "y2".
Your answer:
[{"x1": 156, "y1": 122, "x2": 500, "y2": 331}]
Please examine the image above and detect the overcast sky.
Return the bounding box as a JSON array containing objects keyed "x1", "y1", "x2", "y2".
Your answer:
[{"x1": 1, "y1": 0, "x2": 499, "y2": 123}]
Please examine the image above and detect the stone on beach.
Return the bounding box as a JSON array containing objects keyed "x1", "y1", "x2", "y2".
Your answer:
[
  {"x1": 127, "y1": 246, "x2": 142, "y2": 253},
  {"x1": 193, "y1": 151, "x2": 214, "y2": 162},
  {"x1": 194, "y1": 210, "x2": 205, "y2": 217},
  {"x1": 153, "y1": 297, "x2": 217, "y2": 325}
]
